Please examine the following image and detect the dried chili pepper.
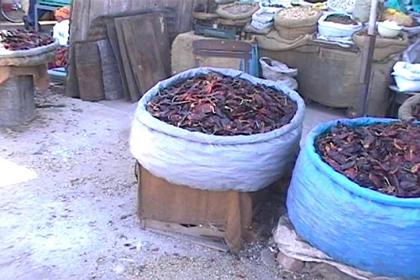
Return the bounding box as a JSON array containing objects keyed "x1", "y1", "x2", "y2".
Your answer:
[
  {"x1": 147, "y1": 73, "x2": 298, "y2": 136},
  {"x1": 0, "y1": 29, "x2": 54, "y2": 51},
  {"x1": 316, "y1": 121, "x2": 420, "y2": 198},
  {"x1": 48, "y1": 46, "x2": 69, "y2": 69}
]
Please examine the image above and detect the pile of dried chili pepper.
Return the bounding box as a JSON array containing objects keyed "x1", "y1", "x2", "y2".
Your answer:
[
  {"x1": 48, "y1": 46, "x2": 69, "y2": 69},
  {"x1": 316, "y1": 122, "x2": 420, "y2": 198},
  {"x1": 0, "y1": 29, "x2": 54, "y2": 51},
  {"x1": 147, "y1": 73, "x2": 297, "y2": 136}
]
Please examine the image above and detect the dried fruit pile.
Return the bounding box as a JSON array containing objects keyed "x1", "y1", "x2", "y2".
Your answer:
[
  {"x1": 316, "y1": 122, "x2": 420, "y2": 198},
  {"x1": 0, "y1": 29, "x2": 54, "y2": 51},
  {"x1": 147, "y1": 73, "x2": 297, "y2": 136}
]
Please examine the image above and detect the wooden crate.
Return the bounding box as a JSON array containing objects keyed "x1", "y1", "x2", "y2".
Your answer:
[{"x1": 138, "y1": 166, "x2": 267, "y2": 252}]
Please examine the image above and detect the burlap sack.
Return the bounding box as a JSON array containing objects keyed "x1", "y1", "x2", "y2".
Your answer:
[
  {"x1": 274, "y1": 7, "x2": 321, "y2": 28},
  {"x1": 398, "y1": 94, "x2": 420, "y2": 120},
  {"x1": 256, "y1": 30, "x2": 313, "y2": 51},
  {"x1": 277, "y1": 25, "x2": 317, "y2": 40},
  {"x1": 353, "y1": 31, "x2": 409, "y2": 62}
]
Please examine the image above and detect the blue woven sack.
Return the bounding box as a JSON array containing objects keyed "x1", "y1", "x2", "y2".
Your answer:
[{"x1": 287, "y1": 118, "x2": 420, "y2": 278}]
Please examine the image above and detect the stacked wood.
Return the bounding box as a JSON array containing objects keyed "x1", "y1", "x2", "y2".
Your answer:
[
  {"x1": 67, "y1": 0, "x2": 209, "y2": 102},
  {"x1": 72, "y1": 11, "x2": 171, "y2": 102}
]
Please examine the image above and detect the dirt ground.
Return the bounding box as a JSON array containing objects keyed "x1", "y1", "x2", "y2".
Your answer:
[{"x1": 0, "y1": 87, "x2": 342, "y2": 280}]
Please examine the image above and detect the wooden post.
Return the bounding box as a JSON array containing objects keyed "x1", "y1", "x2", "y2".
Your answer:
[{"x1": 357, "y1": 0, "x2": 379, "y2": 116}]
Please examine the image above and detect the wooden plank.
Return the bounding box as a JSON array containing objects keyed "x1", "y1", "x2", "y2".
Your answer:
[
  {"x1": 97, "y1": 39, "x2": 124, "y2": 100},
  {"x1": 144, "y1": 224, "x2": 229, "y2": 252},
  {"x1": 92, "y1": 8, "x2": 178, "y2": 101},
  {"x1": 114, "y1": 17, "x2": 139, "y2": 102},
  {"x1": 106, "y1": 20, "x2": 129, "y2": 100},
  {"x1": 67, "y1": 0, "x2": 210, "y2": 98},
  {"x1": 119, "y1": 13, "x2": 171, "y2": 98},
  {"x1": 70, "y1": 0, "x2": 208, "y2": 49},
  {"x1": 74, "y1": 40, "x2": 104, "y2": 101},
  {"x1": 143, "y1": 219, "x2": 225, "y2": 239},
  {"x1": 139, "y1": 167, "x2": 229, "y2": 225},
  {"x1": 65, "y1": 0, "x2": 91, "y2": 97}
]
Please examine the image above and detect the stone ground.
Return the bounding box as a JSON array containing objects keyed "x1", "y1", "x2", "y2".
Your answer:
[{"x1": 0, "y1": 86, "x2": 343, "y2": 280}]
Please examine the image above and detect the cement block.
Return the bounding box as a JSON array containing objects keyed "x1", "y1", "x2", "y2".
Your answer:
[{"x1": 0, "y1": 76, "x2": 35, "y2": 127}]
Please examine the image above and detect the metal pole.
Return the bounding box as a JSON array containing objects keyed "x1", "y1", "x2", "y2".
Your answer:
[{"x1": 357, "y1": 0, "x2": 379, "y2": 117}]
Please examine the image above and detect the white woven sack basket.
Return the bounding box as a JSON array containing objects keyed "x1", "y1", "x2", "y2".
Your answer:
[{"x1": 130, "y1": 68, "x2": 305, "y2": 192}]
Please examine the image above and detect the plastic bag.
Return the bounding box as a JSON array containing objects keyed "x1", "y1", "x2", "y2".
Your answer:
[
  {"x1": 251, "y1": 19, "x2": 273, "y2": 30},
  {"x1": 252, "y1": 7, "x2": 278, "y2": 24},
  {"x1": 287, "y1": 118, "x2": 420, "y2": 278},
  {"x1": 403, "y1": 39, "x2": 420, "y2": 63},
  {"x1": 392, "y1": 61, "x2": 420, "y2": 91},
  {"x1": 130, "y1": 67, "x2": 305, "y2": 192},
  {"x1": 318, "y1": 13, "x2": 363, "y2": 39},
  {"x1": 353, "y1": 0, "x2": 371, "y2": 22},
  {"x1": 274, "y1": 216, "x2": 397, "y2": 280},
  {"x1": 260, "y1": 57, "x2": 298, "y2": 89}
]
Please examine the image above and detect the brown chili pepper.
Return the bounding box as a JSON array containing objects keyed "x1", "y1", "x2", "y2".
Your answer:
[
  {"x1": 147, "y1": 73, "x2": 297, "y2": 136},
  {"x1": 317, "y1": 122, "x2": 420, "y2": 198}
]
